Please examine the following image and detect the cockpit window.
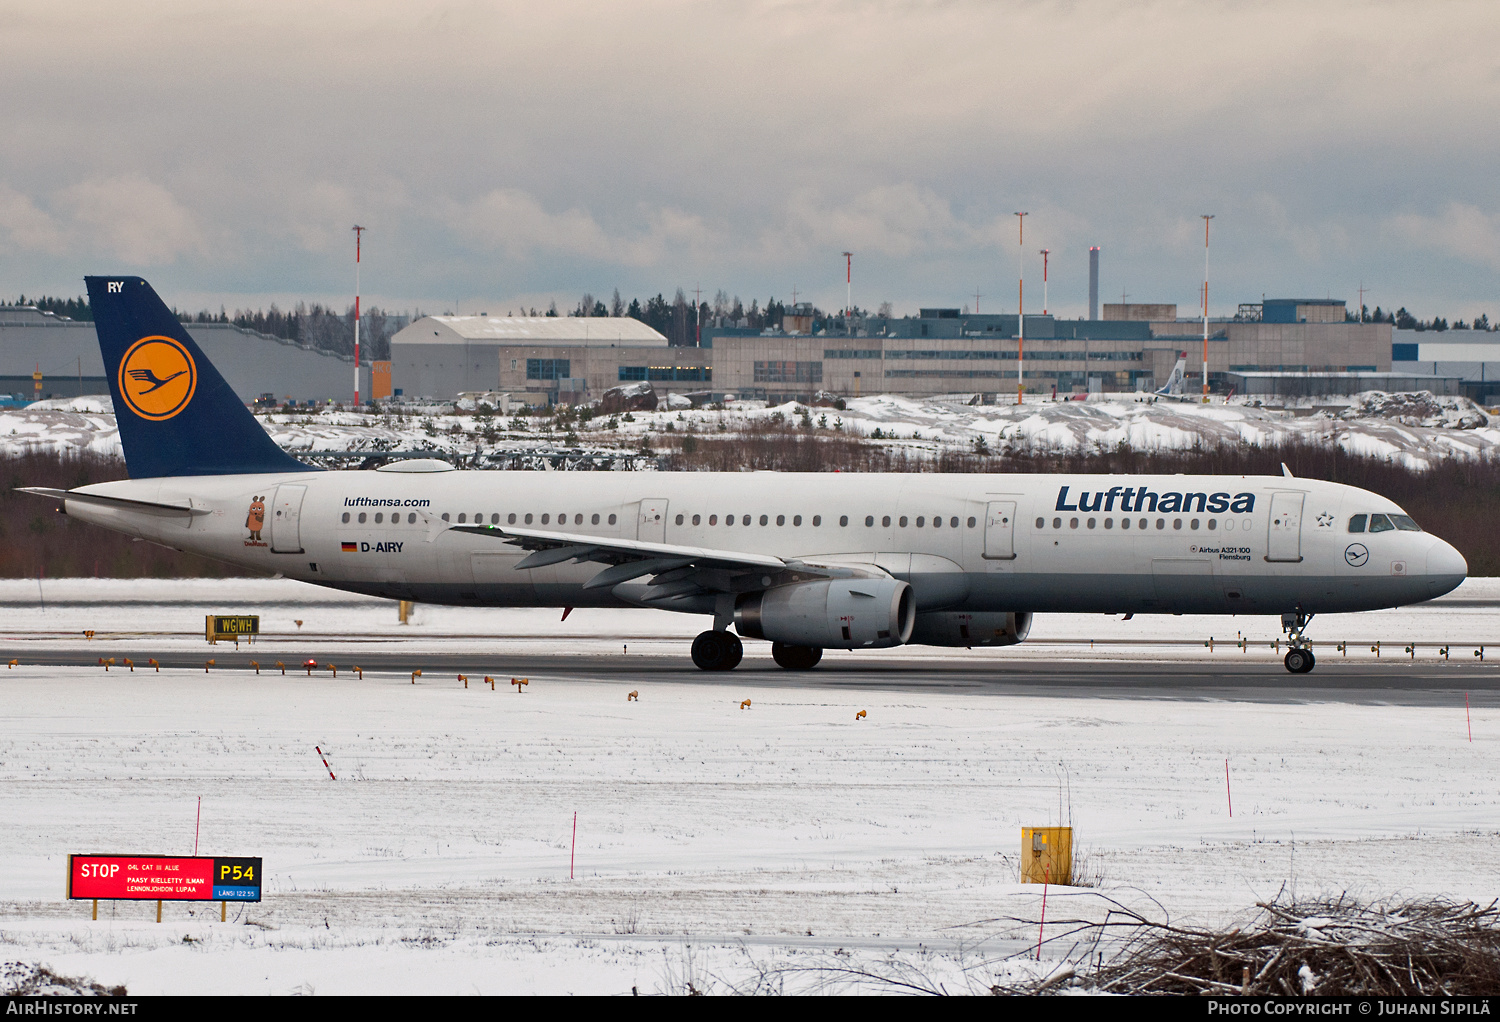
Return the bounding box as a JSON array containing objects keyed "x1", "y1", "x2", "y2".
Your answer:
[
  {"x1": 1348, "y1": 514, "x2": 1367, "y2": 533},
  {"x1": 1391, "y1": 514, "x2": 1422, "y2": 532},
  {"x1": 1368, "y1": 513, "x2": 1395, "y2": 533}
]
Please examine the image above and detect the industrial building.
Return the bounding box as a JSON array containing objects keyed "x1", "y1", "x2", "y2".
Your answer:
[
  {"x1": 1391, "y1": 331, "x2": 1500, "y2": 403},
  {"x1": 388, "y1": 314, "x2": 677, "y2": 402},
  {"x1": 384, "y1": 298, "x2": 1396, "y2": 405},
  {"x1": 0, "y1": 305, "x2": 366, "y2": 404}
]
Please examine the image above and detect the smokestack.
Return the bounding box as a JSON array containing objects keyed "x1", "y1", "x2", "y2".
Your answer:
[{"x1": 1088, "y1": 247, "x2": 1100, "y2": 320}]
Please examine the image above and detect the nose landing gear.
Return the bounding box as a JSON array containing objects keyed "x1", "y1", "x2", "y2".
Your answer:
[{"x1": 1282, "y1": 608, "x2": 1316, "y2": 674}]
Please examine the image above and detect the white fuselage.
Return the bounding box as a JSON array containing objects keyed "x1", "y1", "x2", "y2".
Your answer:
[{"x1": 61, "y1": 469, "x2": 1466, "y2": 624}]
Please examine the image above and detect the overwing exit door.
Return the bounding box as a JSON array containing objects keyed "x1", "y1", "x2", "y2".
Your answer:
[
  {"x1": 638, "y1": 498, "x2": 668, "y2": 543},
  {"x1": 983, "y1": 500, "x2": 1017, "y2": 560}
]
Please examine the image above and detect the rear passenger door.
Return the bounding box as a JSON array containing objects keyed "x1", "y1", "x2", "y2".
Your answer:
[{"x1": 983, "y1": 500, "x2": 1017, "y2": 560}]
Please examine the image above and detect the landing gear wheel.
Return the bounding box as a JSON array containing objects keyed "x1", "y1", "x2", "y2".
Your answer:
[
  {"x1": 771, "y1": 642, "x2": 823, "y2": 670},
  {"x1": 691, "y1": 630, "x2": 743, "y2": 671},
  {"x1": 1284, "y1": 648, "x2": 1315, "y2": 674}
]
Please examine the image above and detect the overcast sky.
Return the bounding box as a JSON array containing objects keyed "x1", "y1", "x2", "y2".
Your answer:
[{"x1": 3, "y1": 0, "x2": 1498, "y2": 321}]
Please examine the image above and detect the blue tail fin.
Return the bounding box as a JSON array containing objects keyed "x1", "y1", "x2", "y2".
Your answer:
[{"x1": 86, "y1": 275, "x2": 315, "y2": 478}]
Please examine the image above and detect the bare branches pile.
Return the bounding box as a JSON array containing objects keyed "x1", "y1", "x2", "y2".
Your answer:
[{"x1": 1059, "y1": 894, "x2": 1500, "y2": 996}]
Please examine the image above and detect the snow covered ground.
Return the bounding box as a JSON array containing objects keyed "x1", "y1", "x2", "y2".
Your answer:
[
  {"x1": 6, "y1": 388, "x2": 1500, "y2": 470},
  {"x1": 2, "y1": 580, "x2": 1500, "y2": 994}
]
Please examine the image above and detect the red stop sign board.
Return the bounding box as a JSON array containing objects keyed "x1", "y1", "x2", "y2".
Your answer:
[{"x1": 68, "y1": 855, "x2": 262, "y2": 901}]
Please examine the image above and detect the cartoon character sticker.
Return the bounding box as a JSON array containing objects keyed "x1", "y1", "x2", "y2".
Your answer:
[{"x1": 246, "y1": 495, "x2": 266, "y2": 541}]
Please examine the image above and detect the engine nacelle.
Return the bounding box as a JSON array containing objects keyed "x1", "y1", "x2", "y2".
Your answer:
[
  {"x1": 908, "y1": 611, "x2": 1032, "y2": 648},
  {"x1": 735, "y1": 579, "x2": 915, "y2": 650}
]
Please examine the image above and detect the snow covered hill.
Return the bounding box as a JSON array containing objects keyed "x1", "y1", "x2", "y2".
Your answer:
[{"x1": 4, "y1": 390, "x2": 1498, "y2": 470}]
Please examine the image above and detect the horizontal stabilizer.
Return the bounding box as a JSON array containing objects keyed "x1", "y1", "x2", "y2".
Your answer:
[{"x1": 16, "y1": 487, "x2": 212, "y2": 518}]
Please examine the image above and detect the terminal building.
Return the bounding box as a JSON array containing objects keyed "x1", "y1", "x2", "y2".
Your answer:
[{"x1": 0, "y1": 304, "x2": 366, "y2": 404}]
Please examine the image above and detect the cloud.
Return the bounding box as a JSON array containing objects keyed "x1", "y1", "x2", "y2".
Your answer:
[
  {"x1": 1388, "y1": 203, "x2": 1500, "y2": 271},
  {"x1": 448, "y1": 188, "x2": 714, "y2": 267},
  {"x1": 0, "y1": 185, "x2": 67, "y2": 255},
  {"x1": 56, "y1": 177, "x2": 206, "y2": 265}
]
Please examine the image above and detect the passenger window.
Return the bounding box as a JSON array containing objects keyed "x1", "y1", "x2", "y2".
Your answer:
[
  {"x1": 1139, "y1": 519, "x2": 1147, "y2": 529},
  {"x1": 916, "y1": 517, "x2": 925, "y2": 527},
  {"x1": 726, "y1": 515, "x2": 735, "y2": 526},
  {"x1": 1069, "y1": 518, "x2": 1079, "y2": 529},
  {"x1": 408, "y1": 513, "x2": 417, "y2": 524},
  {"x1": 898, "y1": 516, "x2": 908, "y2": 528},
  {"x1": 882, "y1": 516, "x2": 891, "y2": 527},
  {"x1": 540, "y1": 514, "x2": 549, "y2": 525},
  {"x1": 341, "y1": 512, "x2": 350, "y2": 523},
  {"x1": 524, "y1": 513, "x2": 533, "y2": 524},
  {"x1": 967, "y1": 517, "x2": 977, "y2": 528},
  {"x1": 608, "y1": 514, "x2": 617, "y2": 525},
  {"x1": 776, "y1": 515, "x2": 785, "y2": 526},
  {"x1": 950, "y1": 517, "x2": 959, "y2": 528},
  {"x1": 1052, "y1": 517, "x2": 1061, "y2": 529},
  {"x1": 1208, "y1": 519, "x2": 1217, "y2": 531},
  {"x1": 759, "y1": 515, "x2": 768, "y2": 526},
  {"x1": 1104, "y1": 518, "x2": 1113, "y2": 529},
  {"x1": 1368, "y1": 514, "x2": 1394, "y2": 533},
  {"x1": 742, "y1": 515, "x2": 751, "y2": 526},
  {"x1": 474, "y1": 512, "x2": 482, "y2": 523},
  {"x1": 813, "y1": 516, "x2": 822, "y2": 526},
  {"x1": 692, "y1": 514, "x2": 701, "y2": 525},
  {"x1": 1392, "y1": 514, "x2": 1422, "y2": 532},
  {"x1": 1122, "y1": 518, "x2": 1131, "y2": 529},
  {"x1": 591, "y1": 513, "x2": 600, "y2": 525},
  {"x1": 359, "y1": 512, "x2": 367, "y2": 524},
  {"x1": 491, "y1": 514, "x2": 500, "y2": 524},
  {"x1": 839, "y1": 515, "x2": 848, "y2": 526},
  {"x1": 458, "y1": 513, "x2": 467, "y2": 523},
  {"x1": 575, "y1": 514, "x2": 583, "y2": 525},
  {"x1": 375, "y1": 512, "x2": 383, "y2": 524},
  {"x1": 709, "y1": 515, "x2": 718, "y2": 525},
  {"x1": 1173, "y1": 519, "x2": 1182, "y2": 530},
  {"x1": 865, "y1": 516, "x2": 874, "y2": 527},
  {"x1": 1190, "y1": 519, "x2": 1199, "y2": 530},
  {"x1": 1035, "y1": 517, "x2": 1045, "y2": 529},
  {"x1": 1156, "y1": 519, "x2": 1165, "y2": 530},
  {"x1": 792, "y1": 515, "x2": 801, "y2": 526},
  {"x1": 675, "y1": 514, "x2": 684, "y2": 525},
  {"x1": 1087, "y1": 518, "x2": 1096, "y2": 529},
  {"x1": 441, "y1": 513, "x2": 449, "y2": 522}
]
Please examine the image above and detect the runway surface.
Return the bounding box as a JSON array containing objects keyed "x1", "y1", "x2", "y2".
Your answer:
[{"x1": 7, "y1": 643, "x2": 1500, "y2": 705}]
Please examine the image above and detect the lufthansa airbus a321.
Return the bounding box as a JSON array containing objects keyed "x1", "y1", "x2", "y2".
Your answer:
[{"x1": 20, "y1": 277, "x2": 1467, "y2": 674}]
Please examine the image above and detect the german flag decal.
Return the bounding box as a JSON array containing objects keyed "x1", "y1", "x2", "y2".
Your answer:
[{"x1": 341, "y1": 542, "x2": 357, "y2": 552}]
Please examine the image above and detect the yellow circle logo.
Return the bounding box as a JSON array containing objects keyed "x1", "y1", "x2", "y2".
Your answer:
[{"x1": 118, "y1": 336, "x2": 196, "y2": 420}]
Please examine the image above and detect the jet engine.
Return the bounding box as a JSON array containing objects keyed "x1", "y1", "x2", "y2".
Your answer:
[
  {"x1": 908, "y1": 611, "x2": 1032, "y2": 648},
  {"x1": 735, "y1": 579, "x2": 915, "y2": 649}
]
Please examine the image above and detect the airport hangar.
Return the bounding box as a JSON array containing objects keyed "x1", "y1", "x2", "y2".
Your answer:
[
  {"x1": 0, "y1": 304, "x2": 367, "y2": 404},
  {"x1": 388, "y1": 298, "x2": 1409, "y2": 406}
]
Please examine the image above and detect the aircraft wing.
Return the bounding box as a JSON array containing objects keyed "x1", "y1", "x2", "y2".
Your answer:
[
  {"x1": 17, "y1": 487, "x2": 213, "y2": 518},
  {"x1": 440, "y1": 520, "x2": 883, "y2": 602}
]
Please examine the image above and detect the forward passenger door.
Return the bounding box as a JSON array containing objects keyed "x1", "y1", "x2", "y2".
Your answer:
[{"x1": 1266, "y1": 491, "x2": 1305, "y2": 563}]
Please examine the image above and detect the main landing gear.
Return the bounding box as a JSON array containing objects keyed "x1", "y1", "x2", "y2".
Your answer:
[
  {"x1": 1281, "y1": 609, "x2": 1316, "y2": 674},
  {"x1": 691, "y1": 630, "x2": 743, "y2": 671},
  {"x1": 689, "y1": 631, "x2": 824, "y2": 671},
  {"x1": 771, "y1": 642, "x2": 823, "y2": 670}
]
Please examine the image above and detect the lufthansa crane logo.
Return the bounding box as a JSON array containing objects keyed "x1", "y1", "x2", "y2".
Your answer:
[
  {"x1": 118, "y1": 335, "x2": 196, "y2": 420},
  {"x1": 1345, "y1": 543, "x2": 1369, "y2": 567}
]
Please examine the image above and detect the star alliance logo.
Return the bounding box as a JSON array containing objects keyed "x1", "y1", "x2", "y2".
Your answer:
[{"x1": 1316, "y1": 512, "x2": 1334, "y2": 528}]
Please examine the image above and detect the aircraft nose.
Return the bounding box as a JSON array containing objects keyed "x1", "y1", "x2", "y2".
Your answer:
[{"x1": 1425, "y1": 538, "x2": 1467, "y2": 597}]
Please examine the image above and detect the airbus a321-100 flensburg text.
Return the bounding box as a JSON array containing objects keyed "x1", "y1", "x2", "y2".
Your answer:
[{"x1": 21, "y1": 277, "x2": 1467, "y2": 674}]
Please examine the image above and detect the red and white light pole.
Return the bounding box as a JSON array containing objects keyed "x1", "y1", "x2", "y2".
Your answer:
[
  {"x1": 352, "y1": 225, "x2": 365, "y2": 406},
  {"x1": 1201, "y1": 214, "x2": 1213, "y2": 403},
  {"x1": 1039, "y1": 248, "x2": 1050, "y2": 315},
  {"x1": 1015, "y1": 212, "x2": 1028, "y2": 405},
  {"x1": 842, "y1": 251, "x2": 853, "y2": 324}
]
